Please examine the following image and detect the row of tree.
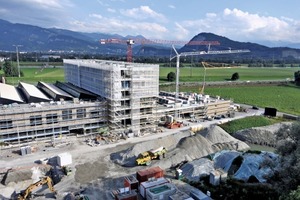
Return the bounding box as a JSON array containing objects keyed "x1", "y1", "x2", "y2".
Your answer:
[{"x1": 167, "y1": 71, "x2": 240, "y2": 82}]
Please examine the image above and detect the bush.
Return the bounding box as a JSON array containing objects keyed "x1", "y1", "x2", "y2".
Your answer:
[
  {"x1": 167, "y1": 71, "x2": 176, "y2": 82},
  {"x1": 231, "y1": 72, "x2": 240, "y2": 81}
]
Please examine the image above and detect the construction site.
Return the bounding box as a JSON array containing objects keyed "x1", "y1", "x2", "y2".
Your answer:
[{"x1": 0, "y1": 58, "x2": 255, "y2": 199}]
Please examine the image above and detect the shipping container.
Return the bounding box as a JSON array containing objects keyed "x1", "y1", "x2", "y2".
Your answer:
[
  {"x1": 136, "y1": 166, "x2": 164, "y2": 184},
  {"x1": 139, "y1": 177, "x2": 169, "y2": 198},
  {"x1": 115, "y1": 189, "x2": 138, "y2": 200},
  {"x1": 124, "y1": 175, "x2": 139, "y2": 190}
]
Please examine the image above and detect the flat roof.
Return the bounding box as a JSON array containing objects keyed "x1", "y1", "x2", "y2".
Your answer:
[
  {"x1": 0, "y1": 83, "x2": 24, "y2": 103},
  {"x1": 19, "y1": 82, "x2": 50, "y2": 101}
]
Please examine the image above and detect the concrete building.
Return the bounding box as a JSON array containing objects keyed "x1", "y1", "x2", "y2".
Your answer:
[
  {"x1": 64, "y1": 59, "x2": 159, "y2": 136},
  {"x1": 0, "y1": 59, "x2": 232, "y2": 144},
  {"x1": 0, "y1": 80, "x2": 107, "y2": 144}
]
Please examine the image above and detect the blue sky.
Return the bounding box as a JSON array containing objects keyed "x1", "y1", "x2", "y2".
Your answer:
[{"x1": 0, "y1": 0, "x2": 299, "y2": 46}]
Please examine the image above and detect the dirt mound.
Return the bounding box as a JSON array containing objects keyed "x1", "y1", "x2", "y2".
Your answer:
[
  {"x1": 111, "y1": 125, "x2": 249, "y2": 169},
  {"x1": 1, "y1": 165, "x2": 49, "y2": 186},
  {"x1": 233, "y1": 122, "x2": 292, "y2": 146}
]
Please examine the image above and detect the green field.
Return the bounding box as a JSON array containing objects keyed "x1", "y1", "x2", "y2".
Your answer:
[
  {"x1": 2, "y1": 67, "x2": 64, "y2": 85},
  {"x1": 160, "y1": 67, "x2": 299, "y2": 82},
  {"x1": 160, "y1": 66, "x2": 300, "y2": 115},
  {"x1": 219, "y1": 116, "x2": 285, "y2": 134},
  {"x1": 162, "y1": 84, "x2": 300, "y2": 115},
  {"x1": 2, "y1": 65, "x2": 300, "y2": 115}
]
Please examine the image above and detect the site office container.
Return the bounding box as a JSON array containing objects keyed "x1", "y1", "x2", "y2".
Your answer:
[
  {"x1": 124, "y1": 175, "x2": 139, "y2": 190},
  {"x1": 115, "y1": 190, "x2": 138, "y2": 200},
  {"x1": 136, "y1": 166, "x2": 164, "y2": 184},
  {"x1": 139, "y1": 177, "x2": 169, "y2": 199},
  {"x1": 113, "y1": 187, "x2": 138, "y2": 200},
  {"x1": 146, "y1": 183, "x2": 177, "y2": 200}
]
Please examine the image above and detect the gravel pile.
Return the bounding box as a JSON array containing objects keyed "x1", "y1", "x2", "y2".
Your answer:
[
  {"x1": 233, "y1": 122, "x2": 292, "y2": 146},
  {"x1": 111, "y1": 125, "x2": 249, "y2": 169},
  {"x1": 180, "y1": 158, "x2": 214, "y2": 182}
]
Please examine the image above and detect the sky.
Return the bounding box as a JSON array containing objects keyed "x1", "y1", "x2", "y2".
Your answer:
[{"x1": 0, "y1": 0, "x2": 300, "y2": 47}]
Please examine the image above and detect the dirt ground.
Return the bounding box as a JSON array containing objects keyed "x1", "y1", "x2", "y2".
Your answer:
[{"x1": 0, "y1": 109, "x2": 263, "y2": 200}]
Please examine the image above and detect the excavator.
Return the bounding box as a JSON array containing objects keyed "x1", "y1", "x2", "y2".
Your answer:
[{"x1": 18, "y1": 176, "x2": 56, "y2": 200}]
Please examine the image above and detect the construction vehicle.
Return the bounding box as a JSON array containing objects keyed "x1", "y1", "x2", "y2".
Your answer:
[
  {"x1": 18, "y1": 176, "x2": 56, "y2": 200},
  {"x1": 164, "y1": 115, "x2": 183, "y2": 129},
  {"x1": 136, "y1": 147, "x2": 167, "y2": 166},
  {"x1": 166, "y1": 121, "x2": 183, "y2": 129}
]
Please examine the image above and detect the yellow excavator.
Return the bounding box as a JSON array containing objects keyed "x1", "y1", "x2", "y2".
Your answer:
[{"x1": 18, "y1": 176, "x2": 56, "y2": 200}]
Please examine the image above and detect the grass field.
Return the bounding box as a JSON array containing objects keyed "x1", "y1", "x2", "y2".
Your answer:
[
  {"x1": 219, "y1": 116, "x2": 285, "y2": 134},
  {"x1": 162, "y1": 84, "x2": 300, "y2": 115},
  {"x1": 2, "y1": 67, "x2": 64, "y2": 85},
  {"x1": 2, "y1": 65, "x2": 299, "y2": 115},
  {"x1": 160, "y1": 67, "x2": 300, "y2": 82}
]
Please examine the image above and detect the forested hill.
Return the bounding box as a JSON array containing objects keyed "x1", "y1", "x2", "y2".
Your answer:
[{"x1": 0, "y1": 19, "x2": 300, "y2": 61}]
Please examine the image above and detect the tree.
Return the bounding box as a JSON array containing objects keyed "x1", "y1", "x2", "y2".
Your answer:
[
  {"x1": 231, "y1": 72, "x2": 239, "y2": 81},
  {"x1": 167, "y1": 72, "x2": 176, "y2": 82},
  {"x1": 295, "y1": 71, "x2": 300, "y2": 85},
  {"x1": 285, "y1": 186, "x2": 300, "y2": 200},
  {"x1": 273, "y1": 122, "x2": 300, "y2": 196},
  {"x1": 3, "y1": 60, "x2": 19, "y2": 77}
]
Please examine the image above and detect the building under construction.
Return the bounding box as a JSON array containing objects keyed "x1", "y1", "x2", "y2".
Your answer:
[
  {"x1": 64, "y1": 59, "x2": 159, "y2": 136},
  {"x1": 0, "y1": 59, "x2": 232, "y2": 144}
]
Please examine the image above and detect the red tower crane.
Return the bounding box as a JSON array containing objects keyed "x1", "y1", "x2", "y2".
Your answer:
[{"x1": 100, "y1": 38, "x2": 220, "y2": 62}]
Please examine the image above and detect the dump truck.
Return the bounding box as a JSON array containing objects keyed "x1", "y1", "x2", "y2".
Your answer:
[{"x1": 136, "y1": 147, "x2": 167, "y2": 166}]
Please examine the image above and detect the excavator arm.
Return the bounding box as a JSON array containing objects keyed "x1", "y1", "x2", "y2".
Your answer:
[{"x1": 18, "y1": 176, "x2": 56, "y2": 200}]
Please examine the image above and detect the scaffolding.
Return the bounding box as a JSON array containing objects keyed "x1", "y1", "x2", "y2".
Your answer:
[
  {"x1": 0, "y1": 100, "x2": 107, "y2": 144},
  {"x1": 64, "y1": 59, "x2": 159, "y2": 136}
]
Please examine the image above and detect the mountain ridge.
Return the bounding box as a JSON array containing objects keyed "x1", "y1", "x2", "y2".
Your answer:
[{"x1": 0, "y1": 19, "x2": 300, "y2": 60}]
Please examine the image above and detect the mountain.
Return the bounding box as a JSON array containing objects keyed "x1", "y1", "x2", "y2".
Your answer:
[
  {"x1": 180, "y1": 33, "x2": 300, "y2": 60},
  {"x1": 0, "y1": 19, "x2": 300, "y2": 60}
]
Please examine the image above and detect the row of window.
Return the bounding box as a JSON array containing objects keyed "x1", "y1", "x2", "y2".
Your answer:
[{"x1": 0, "y1": 109, "x2": 105, "y2": 129}]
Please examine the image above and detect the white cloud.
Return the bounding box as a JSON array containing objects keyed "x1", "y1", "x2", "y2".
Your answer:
[
  {"x1": 97, "y1": 0, "x2": 109, "y2": 7},
  {"x1": 168, "y1": 5, "x2": 175, "y2": 9},
  {"x1": 89, "y1": 14, "x2": 103, "y2": 19},
  {"x1": 68, "y1": 17, "x2": 168, "y2": 38},
  {"x1": 8, "y1": 0, "x2": 73, "y2": 10},
  {"x1": 107, "y1": 8, "x2": 116, "y2": 13},
  {"x1": 120, "y1": 6, "x2": 167, "y2": 22},
  {"x1": 0, "y1": 0, "x2": 73, "y2": 27},
  {"x1": 176, "y1": 8, "x2": 300, "y2": 43},
  {"x1": 174, "y1": 22, "x2": 190, "y2": 40}
]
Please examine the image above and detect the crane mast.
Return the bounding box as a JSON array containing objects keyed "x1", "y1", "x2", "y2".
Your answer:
[{"x1": 170, "y1": 47, "x2": 250, "y2": 119}]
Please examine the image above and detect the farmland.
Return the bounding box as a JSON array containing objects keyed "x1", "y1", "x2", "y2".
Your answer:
[
  {"x1": 1, "y1": 65, "x2": 300, "y2": 115},
  {"x1": 159, "y1": 66, "x2": 299, "y2": 82},
  {"x1": 1, "y1": 67, "x2": 64, "y2": 85}
]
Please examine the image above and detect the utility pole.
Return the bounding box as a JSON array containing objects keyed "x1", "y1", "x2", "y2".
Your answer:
[{"x1": 13, "y1": 45, "x2": 22, "y2": 78}]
